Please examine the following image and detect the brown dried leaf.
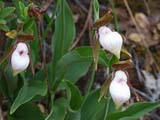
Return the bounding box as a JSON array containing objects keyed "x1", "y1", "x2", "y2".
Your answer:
[
  {"x1": 5, "y1": 30, "x2": 17, "y2": 39},
  {"x1": 17, "y1": 34, "x2": 34, "y2": 42},
  {"x1": 121, "y1": 47, "x2": 132, "y2": 59},
  {"x1": 99, "y1": 75, "x2": 112, "y2": 102},
  {"x1": 93, "y1": 11, "x2": 113, "y2": 28},
  {"x1": 112, "y1": 59, "x2": 133, "y2": 70}
]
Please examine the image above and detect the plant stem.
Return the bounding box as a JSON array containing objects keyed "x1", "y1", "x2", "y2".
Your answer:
[
  {"x1": 109, "y1": 0, "x2": 119, "y2": 31},
  {"x1": 86, "y1": 63, "x2": 96, "y2": 96},
  {"x1": 85, "y1": 0, "x2": 99, "y2": 97},
  {"x1": 104, "y1": 94, "x2": 111, "y2": 120}
]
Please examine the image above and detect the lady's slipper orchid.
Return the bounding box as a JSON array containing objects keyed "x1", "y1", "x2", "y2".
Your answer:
[
  {"x1": 98, "y1": 26, "x2": 123, "y2": 59},
  {"x1": 11, "y1": 42, "x2": 30, "y2": 76},
  {"x1": 109, "y1": 70, "x2": 131, "y2": 109}
]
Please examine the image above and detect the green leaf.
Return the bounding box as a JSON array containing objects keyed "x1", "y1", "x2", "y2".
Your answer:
[
  {"x1": 52, "y1": 0, "x2": 75, "y2": 64},
  {"x1": 10, "y1": 80, "x2": 47, "y2": 114},
  {"x1": 107, "y1": 54, "x2": 119, "y2": 68},
  {"x1": 0, "y1": 1, "x2": 4, "y2": 8},
  {"x1": 107, "y1": 101, "x2": 160, "y2": 120},
  {"x1": 45, "y1": 98, "x2": 68, "y2": 120},
  {"x1": 80, "y1": 89, "x2": 107, "y2": 120},
  {"x1": 65, "y1": 110, "x2": 81, "y2": 120},
  {"x1": 0, "y1": 7, "x2": 15, "y2": 19},
  {"x1": 23, "y1": 19, "x2": 34, "y2": 32},
  {"x1": 0, "y1": 24, "x2": 9, "y2": 31},
  {"x1": 29, "y1": 21, "x2": 39, "y2": 64},
  {"x1": 50, "y1": 46, "x2": 111, "y2": 89},
  {"x1": 0, "y1": 19, "x2": 6, "y2": 24},
  {"x1": 65, "y1": 80, "x2": 83, "y2": 110},
  {"x1": 19, "y1": 1, "x2": 25, "y2": 18},
  {"x1": 8, "y1": 103, "x2": 44, "y2": 120},
  {"x1": 53, "y1": 47, "x2": 92, "y2": 85}
]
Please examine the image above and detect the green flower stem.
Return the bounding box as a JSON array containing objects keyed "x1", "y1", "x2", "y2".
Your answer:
[
  {"x1": 86, "y1": 63, "x2": 96, "y2": 96},
  {"x1": 109, "y1": 0, "x2": 119, "y2": 31},
  {"x1": 85, "y1": 0, "x2": 99, "y2": 97}
]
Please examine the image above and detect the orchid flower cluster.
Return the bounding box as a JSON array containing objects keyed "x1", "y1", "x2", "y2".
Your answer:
[
  {"x1": 10, "y1": 26, "x2": 131, "y2": 109},
  {"x1": 98, "y1": 26, "x2": 131, "y2": 109},
  {"x1": 11, "y1": 42, "x2": 30, "y2": 76}
]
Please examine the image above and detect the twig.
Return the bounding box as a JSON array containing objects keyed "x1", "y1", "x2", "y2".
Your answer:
[
  {"x1": 0, "y1": 106, "x2": 3, "y2": 120},
  {"x1": 109, "y1": 0, "x2": 119, "y2": 31},
  {"x1": 28, "y1": 0, "x2": 52, "y2": 110},
  {"x1": 123, "y1": 0, "x2": 160, "y2": 73},
  {"x1": 143, "y1": 0, "x2": 150, "y2": 15},
  {"x1": 70, "y1": 0, "x2": 92, "y2": 50},
  {"x1": 132, "y1": 87, "x2": 154, "y2": 101},
  {"x1": 41, "y1": 0, "x2": 53, "y2": 13},
  {"x1": 74, "y1": 0, "x2": 88, "y2": 13},
  {"x1": 0, "y1": 94, "x2": 3, "y2": 120}
]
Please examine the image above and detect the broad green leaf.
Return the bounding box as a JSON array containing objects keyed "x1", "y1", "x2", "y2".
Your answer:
[
  {"x1": 80, "y1": 89, "x2": 107, "y2": 120},
  {"x1": 45, "y1": 98, "x2": 69, "y2": 120},
  {"x1": 8, "y1": 103, "x2": 44, "y2": 120},
  {"x1": 76, "y1": 46, "x2": 110, "y2": 67},
  {"x1": 65, "y1": 110, "x2": 81, "y2": 120},
  {"x1": 10, "y1": 80, "x2": 47, "y2": 114},
  {"x1": 0, "y1": 24, "x2": 9, "y2": 31},
  {"x1": 65, "y1": 80, "x2": 83, "y2": 110},
  {"x1": 29, "y1": 21, "x2": 39, "y2": 64},
  {"x1": 52, "y1": 46, "x2": 110, "y2": 86},
  {"x1": 52, "y1": 0, "x2": 75, "y2": 64},
  {"x1": 0, "y1": 19, "x2": 6, "y2": 24},
  {"x1": 23, "y1": 19, "x2": 34, "y2": 32},
  {"x1": 54, "y1": 47, "x2": 92, "y2": 85},
  {"x1": 18, "y1": 1, "x2": 26, "y2": 19},
  {"x1": 0, "y1": 7, "x2": 15, "y2": 19},
  {"x1": 0, "y1": 1, "x2": 4, "y2": 8},
  {"x1": 65, "y1": 62, "x2": 90, "y2": 82},
  {"x1": 107, "y1": 101, "x2": 160, "y2": 120}
]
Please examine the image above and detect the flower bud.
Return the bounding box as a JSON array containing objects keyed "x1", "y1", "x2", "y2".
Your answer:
[
  {"x1": 109, "y1": 70, "x2": 131, "y2": 109},
  {"x1": 98, "y1": 26, "x2": 123, "y2": 59},
  {"x1": 11, "y1": 42, "x2": 30, "y2": 76}
]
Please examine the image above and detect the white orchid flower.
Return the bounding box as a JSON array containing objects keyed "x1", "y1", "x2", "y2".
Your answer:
[
  {"x1": 109, "y1": 70, "x2": 131, "y2": 109},
  {"x1": 11, "y1": 42, "x2": 30, "y2": 76},
  {"x1": 98, "y1": 26, "x2": 123, "y2": 59}
]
